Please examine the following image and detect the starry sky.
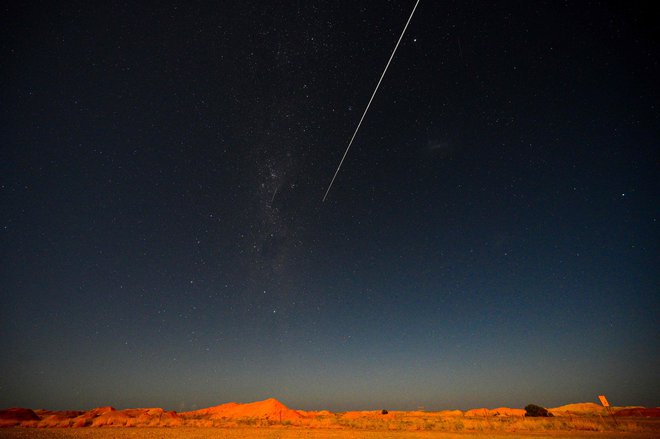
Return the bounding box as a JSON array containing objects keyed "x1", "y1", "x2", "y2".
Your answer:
[{"x1": 1, "y1": 1, "x2": 658, "y2": 412}]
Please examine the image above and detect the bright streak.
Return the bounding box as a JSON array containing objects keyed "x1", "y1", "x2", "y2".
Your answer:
[{"x1": 322, "y1": 0, "x2": 421, "y2": 203}]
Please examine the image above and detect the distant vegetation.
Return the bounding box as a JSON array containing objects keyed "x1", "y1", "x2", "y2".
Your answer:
[{"x1": 524, "y1": 404, "x2": 553, "y2": 417}]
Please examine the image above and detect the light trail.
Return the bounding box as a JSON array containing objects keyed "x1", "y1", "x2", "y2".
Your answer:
[{"x1": 322, "y1": 0, "x2": 421, "y2": 202}]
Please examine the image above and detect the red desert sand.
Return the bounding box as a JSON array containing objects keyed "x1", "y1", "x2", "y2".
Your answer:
[{"x1": 1, "y1": 397, "x2": 659, "y2": 437}]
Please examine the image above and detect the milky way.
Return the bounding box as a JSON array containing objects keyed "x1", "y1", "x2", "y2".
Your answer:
[{"x1": 1, "y1": 1, "x2": 658, "y2": 411}]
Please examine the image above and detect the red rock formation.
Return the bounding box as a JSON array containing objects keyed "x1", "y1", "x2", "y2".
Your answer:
[
  {"x1": 33, "y1": 410, "x2": 84, "y2": 428},
  {"x1": 181, "y1": 398, "x2": 302, "y2": 422},
  {"x1": 88, "y1": 408, "x2": 181, "y2": 427},
  {"x1": 0, "y1": 408, "x2": 40, "y2": 427}
]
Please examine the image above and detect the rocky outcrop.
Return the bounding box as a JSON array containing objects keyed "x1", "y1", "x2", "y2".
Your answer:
[
  {"x1": 181, "y1": 398, "x2": 302, "y2": 422},
  {"x1": 0, "y1": 406, "x2": 181, "y2": 428},
  {"x1": 0, "y1": 408, "x2": 40, "y2": 427}
]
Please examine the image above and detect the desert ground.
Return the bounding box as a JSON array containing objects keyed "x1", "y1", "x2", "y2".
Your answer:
[
  {"x1": 2, "y1": 399, "x2": 658, "y2": 438},
  {"x1": 1, "y1": 427, "x2": 660, "y2": 439}
]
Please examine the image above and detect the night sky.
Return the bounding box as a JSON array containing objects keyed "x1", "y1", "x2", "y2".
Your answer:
[{"x1": 2, "y1": 1, "x2": 658, "y2": 412}]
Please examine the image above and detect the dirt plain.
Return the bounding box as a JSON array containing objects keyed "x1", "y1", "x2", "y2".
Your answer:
[{"x1": 1, "y1": 426, "x2": 660, "y2": 439}]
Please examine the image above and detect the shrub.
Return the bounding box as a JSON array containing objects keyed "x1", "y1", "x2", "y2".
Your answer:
[
  {"x1": 381, "y1": 409, "x2": 389, "y2": 415},
  {"x1": 524, "y1": 404, "x2": 553, "y2": 417}
]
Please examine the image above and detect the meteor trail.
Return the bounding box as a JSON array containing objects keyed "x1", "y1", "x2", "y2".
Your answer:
[{"x1": 322, "y1": 0, "x2": 421, "y2": 202}]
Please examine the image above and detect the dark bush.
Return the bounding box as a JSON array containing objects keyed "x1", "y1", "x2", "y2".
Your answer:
[
  {"x1": 381, "y1": 409, "x2": 388, "y2": 415},
  {"x1": 524, "y1": 404, "x2": 553, "y2": 417}
]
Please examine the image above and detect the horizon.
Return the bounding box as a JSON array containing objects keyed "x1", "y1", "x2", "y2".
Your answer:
[
  {"x1": 1, "y1": 396, "x2": 633, "y2": 414},
  {"x1": 2, "y1": 1, "x2": 658, "y2": 412}
]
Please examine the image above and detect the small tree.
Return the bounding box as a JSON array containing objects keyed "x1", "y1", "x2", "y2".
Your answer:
[
  {"x1": 381, "y1": 409, "x2": 389, "y2": 415},
  {"x1": 524, "y1": 404, "x2": 553, "y2": 417}
]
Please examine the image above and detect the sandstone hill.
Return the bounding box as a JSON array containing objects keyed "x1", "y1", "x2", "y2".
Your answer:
[{"x1": 181, "y1": 397, "x2": 303, "y2": 422}]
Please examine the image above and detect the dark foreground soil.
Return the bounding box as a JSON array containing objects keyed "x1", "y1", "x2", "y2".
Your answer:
[{"x1": 1, "y1": 427, "x2": 659, "y2": 439}]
